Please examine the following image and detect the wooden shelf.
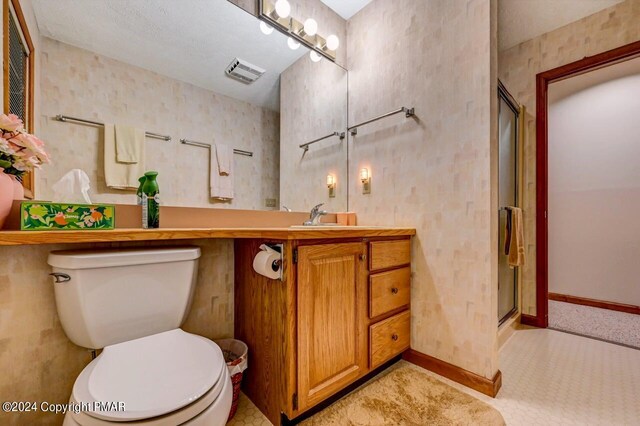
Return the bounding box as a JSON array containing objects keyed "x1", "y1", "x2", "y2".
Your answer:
[{"x1": 0, "y1": 227, "x2": 416, "y2": 246}]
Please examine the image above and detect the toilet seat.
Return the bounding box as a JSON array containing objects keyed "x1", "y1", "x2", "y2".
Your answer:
[{"x1": 71, "y1": 329, "x2": 226, "y2": 423}]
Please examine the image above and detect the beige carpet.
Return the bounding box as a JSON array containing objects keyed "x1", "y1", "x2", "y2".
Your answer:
[{"x1": 301, "y1": 362, "x2": 505, "y2": 426}]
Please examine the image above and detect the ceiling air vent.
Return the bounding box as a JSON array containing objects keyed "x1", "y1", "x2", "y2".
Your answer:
[{"x1": 225, "y1": 58, "x2": 265, "y2": 84}]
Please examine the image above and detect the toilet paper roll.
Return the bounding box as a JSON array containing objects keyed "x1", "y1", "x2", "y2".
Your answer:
[{"x1": 252, "y1": 244, "x2": 282, "y2": 280}]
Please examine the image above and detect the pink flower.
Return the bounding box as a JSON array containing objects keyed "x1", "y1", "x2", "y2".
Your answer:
[
  {"x1": 0, "y1": 137, "x2": 15, "y2": 155},
  {"x1": 11, "y1": 132, "x2": 50, "y2": 164},
  {"x1": 0, "y1": 114, "x2": 24, "y2": 132}
]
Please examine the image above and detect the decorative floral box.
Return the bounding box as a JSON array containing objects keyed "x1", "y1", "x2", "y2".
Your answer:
[{"x1": 20, "y1": 202, "x2": 115, "y2": 231}]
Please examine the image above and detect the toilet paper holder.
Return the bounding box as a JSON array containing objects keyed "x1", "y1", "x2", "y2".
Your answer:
[{"x1": 253, "y1": 243, "x2": 283, "y2": 281}]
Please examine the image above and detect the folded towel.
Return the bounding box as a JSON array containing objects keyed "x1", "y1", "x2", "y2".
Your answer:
[
  {"x1": 505, "y1": 206, "x2": 525, "y2": 268},
  {"x1": 114, "y1": 125, "x2": 144, "y2": 164},
  {"x1": 215, "y1": 144, "x2": 231, "y2": 176},
  {"x1": 210, "y1": 145, "x2": 234, "y2": 200},
  {"x1": 104, "y1": 124, "x2": 146, "y2": 190}
]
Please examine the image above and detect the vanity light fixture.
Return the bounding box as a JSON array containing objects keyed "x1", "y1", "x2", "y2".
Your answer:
[
  {"x1": 360, "y1": 168, "x2": 371, "y2": 195},
  {"x1": 326, "y1": 174, "x2": 336, "y2": 198},
  {"x1": 302, "y1": 18, "x2": 318, "y2": 36},
  {"x1": 259, "y1": 0, "x2": 338, "y2": 62},
  {"x1": 287, "y1": 37, "x2": 301, "y2": 50},
  {"x1": 310, "y1": 51, "x2": 322, "y2": 62},
  {"x1": 259, "y1": 21, "x2": 274, "y2": 35},
  {"x1": 274, "y1": 0, "x2": 291, "y2": 18},
  {"x1": 326, "y1": 34, "x2": 340, "y2": 51}
]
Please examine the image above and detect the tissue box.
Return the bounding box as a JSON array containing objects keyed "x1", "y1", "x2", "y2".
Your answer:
[{"x1": 20, "y1": 202, "x2": 115, "y2": 231}]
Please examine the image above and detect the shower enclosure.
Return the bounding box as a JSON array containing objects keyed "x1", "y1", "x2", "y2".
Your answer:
[{"x1": 498, "y1": 81, "x2": 520, "y2": 325}]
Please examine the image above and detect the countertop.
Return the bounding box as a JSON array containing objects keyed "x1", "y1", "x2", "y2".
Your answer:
[{"x1": 0, "y1": 226, "x2": 416, "y2": 246}]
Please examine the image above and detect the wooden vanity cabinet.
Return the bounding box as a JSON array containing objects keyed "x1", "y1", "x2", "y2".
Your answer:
[{"x1": 234, "y1": 237, "x2": 411, "y2": 425}]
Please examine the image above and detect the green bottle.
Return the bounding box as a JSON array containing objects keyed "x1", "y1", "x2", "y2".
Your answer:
[
  {"x1": 141, "y1": 171, "x2": 160, "y2": 229},
  {"x1": 136, "y1": 176, "x2": 146, "y2": 206}
]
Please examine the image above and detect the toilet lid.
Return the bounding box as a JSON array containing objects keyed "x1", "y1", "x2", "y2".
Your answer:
[{"x1": 73, "y1": 329, "x2": 225, "y2": 421}]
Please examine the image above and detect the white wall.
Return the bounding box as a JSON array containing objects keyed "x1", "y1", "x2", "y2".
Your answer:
[{"x1": 548, "y1": 57, "x2": 640, "y2": 306}]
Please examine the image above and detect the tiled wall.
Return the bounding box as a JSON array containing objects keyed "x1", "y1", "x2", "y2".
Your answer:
[
  {"x1": 280, "y1": 55, "x2": 348, "y2": 212},
  {"x1": 37, "y1": 37, "x2": 280, "y2": 211},
  {"x1": 0, "y1": 241, "x2": 234, "y2": 425},
  {"x1": 498, "y1": 0, "x2": 640, "y2": 315},
  {"x1": 347, "y1": 0, "x2": 499, "y2": 379}
]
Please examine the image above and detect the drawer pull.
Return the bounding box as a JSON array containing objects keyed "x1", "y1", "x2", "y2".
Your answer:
[
  {"x1": 391, "y1": 287, "x2": 399, "y2": 294},
  {"x1": 391, "y1": 333, "x2": 399, "y2": 341},
  {"x1": 359, "y1": 253, "x2": 367, "y2": 261}
]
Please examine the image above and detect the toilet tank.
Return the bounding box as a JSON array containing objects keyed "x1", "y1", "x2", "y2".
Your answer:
[{"x1": 47, "y1": 246, "x2": 201, "y2": 349}]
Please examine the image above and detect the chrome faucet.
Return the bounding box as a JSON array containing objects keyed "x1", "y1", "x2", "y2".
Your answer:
[{"x1": 303, "y1": 203, "x2": 327, "y2": 226}]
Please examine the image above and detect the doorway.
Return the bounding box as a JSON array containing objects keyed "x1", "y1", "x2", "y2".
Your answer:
[{"x1": 535, "y1": 40, "x2": 640, "y2": 339}]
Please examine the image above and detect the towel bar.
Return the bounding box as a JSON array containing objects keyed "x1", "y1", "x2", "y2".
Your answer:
[
  {"x1": 299, "y1": 131, "x2": 345, "y2": 152},
  {"x1": 348, "y1": 107, "x2": 415, "y2": 136},
  {"x1": 54, "y1": 114, "x2": 171, "y2": 141},
  {"x1": 180, "y1": 139, "x2": 253, "y2": 157}
]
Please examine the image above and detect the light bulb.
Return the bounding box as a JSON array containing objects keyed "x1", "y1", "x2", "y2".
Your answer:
[
  {"x1": 360, "y1": 168, "x2": 369, "y2": 182},
  {"x1": 303, "y1": 18, "x2": 318, "y2": 36},
  {"x1": 275, "y1": 0, "x2": 290, "y2": 18},
  {"x1": 326, "y1": 34, "x2": 339, "y2": 50},
  {"x1": 260, "y1": 21, "x2": 273, "y2": 35},
  {"x1": 287, "y1": 37, "x2": 300, "y2": 50},
  {"x1": 326, "y1": 175, "x2": 335, "y2": 186},
  {"x1": 310, "y1": 51, "x2": 322, "y2": 62}
]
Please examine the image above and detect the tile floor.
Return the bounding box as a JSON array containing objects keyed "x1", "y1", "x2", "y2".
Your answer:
[
  {"x1": 549, "y1": 300, "x2": 640, "y2": 348},
  {"x1": 229, "y1": 329, "x2": 640, "y2": 425}
]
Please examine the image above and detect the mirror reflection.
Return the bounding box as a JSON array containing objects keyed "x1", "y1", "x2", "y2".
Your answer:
[{"x1": 32, "y1": 0, "x2": 348, "y2": 211}]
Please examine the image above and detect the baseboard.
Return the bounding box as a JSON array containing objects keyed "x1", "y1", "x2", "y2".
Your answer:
[
  {"x1": 402, "y1": 349, "x2": 502, "y2": 397},
  {"x1": 520, "y1": 313, "x2": 546, "y2": 328},
  {"x1": 549, "y1": 293, "x2": 640, "y2": 315}
]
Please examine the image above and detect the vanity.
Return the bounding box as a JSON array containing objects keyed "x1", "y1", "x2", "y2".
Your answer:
[
  {"x1": 0, "y1": 205, "x2": 414, "y2": 426},
  {"x1": 235, "y1": 235, "x2": 413, "y2": 424}
]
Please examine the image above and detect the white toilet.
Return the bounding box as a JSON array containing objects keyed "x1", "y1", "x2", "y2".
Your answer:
[{"x1": 48, "y1": 247, "x2": 232, "y2": 426}]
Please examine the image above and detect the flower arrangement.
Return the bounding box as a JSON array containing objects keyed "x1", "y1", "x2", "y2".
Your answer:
[{"x1": 0, "y1": 113, "x2": 50, "y2": 177}]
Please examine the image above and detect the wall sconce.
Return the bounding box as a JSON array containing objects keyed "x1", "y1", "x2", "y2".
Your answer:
[
  {"x1": 360, "y1": 168, "x2": 371, "y2": 194},
  {"x1": 326, "y1": 174, "x2": 336, "y2": 198}
]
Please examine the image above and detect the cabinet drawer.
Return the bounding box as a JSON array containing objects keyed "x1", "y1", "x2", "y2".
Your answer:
[
  {"x1": 369, "y1": 240, "x2": 411, "y2": 271},
  {"x1": 369, "y1": 310, "x2": 410, "y2": 368},
  {"x1": 369, "y1": 267, "x2": 411, "y2": 318}
]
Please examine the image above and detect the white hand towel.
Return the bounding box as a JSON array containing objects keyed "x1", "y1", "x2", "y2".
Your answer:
[
  {"x1": 215, "y1": 144, "x2": 231, "y2": 176},
  {"x1": 115, "y1": 124, "x2": 144, "y2": 163},
  {"x1": 210, "y1": 144, "x2": 234, "y2": 200},
  {"x1": 104, "y1": 124, "x2": 146, "y2": 190}
]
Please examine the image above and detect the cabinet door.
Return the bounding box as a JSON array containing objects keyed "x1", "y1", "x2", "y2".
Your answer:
[{"x1": 296, "y1": 242, "x2": 368, "y2": 412}]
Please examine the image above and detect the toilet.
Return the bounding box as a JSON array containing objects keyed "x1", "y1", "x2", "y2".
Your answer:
[{"x1": 47, "y1": 247, "x2": 232, "y2": 425}]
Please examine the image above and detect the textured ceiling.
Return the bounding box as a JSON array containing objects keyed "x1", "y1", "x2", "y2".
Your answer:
[
  {"x1": 499, "y1": 0, "x2": 624, "y2": 51},
  {"x1": 31, "y1": 0, "x2": 310, "y2": 111},
  {"x1": 320, "y1": 0, "x2": 372, "y2": 19}
]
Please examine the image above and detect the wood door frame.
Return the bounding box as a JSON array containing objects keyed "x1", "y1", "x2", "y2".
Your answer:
[
  {"x1": 534, "y1": 40, "x2": 640, "y2": 328},
  {"x1": 3, "y1": 0, "x2": 35, "y2": 198}
]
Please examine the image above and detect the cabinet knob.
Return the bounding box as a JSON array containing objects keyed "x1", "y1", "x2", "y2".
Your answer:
[
  {"x1": 359, "y1": 253, "x2": 367, "y2": 261},
  {"x1": 391, "y1": 287, "x2": 399, "y2": 294},
  {"x1": 391, "y1": 333, "x2": 399, "y2": 341}
]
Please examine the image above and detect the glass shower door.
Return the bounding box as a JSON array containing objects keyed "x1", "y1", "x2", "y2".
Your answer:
[{"x1": 498, "y1": 82, "x2": 519, "y2": 325}]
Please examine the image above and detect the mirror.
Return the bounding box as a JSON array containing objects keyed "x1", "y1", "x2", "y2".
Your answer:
[{"x1": 32, "y1": 0, "x2": 348, "y2": 212}]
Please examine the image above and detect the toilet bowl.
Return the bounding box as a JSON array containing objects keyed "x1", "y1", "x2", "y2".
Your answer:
[
  {"x1": 62, "y1": 330, "x2": 232, "y2": 426},
  {"x1": 48, "y1": 247, "x2": 232, "y2": 425}
]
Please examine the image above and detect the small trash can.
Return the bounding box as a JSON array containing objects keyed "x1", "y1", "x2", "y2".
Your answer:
[{"x1": 216, "y1": 339, "x2": 248, "y2": 421}]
